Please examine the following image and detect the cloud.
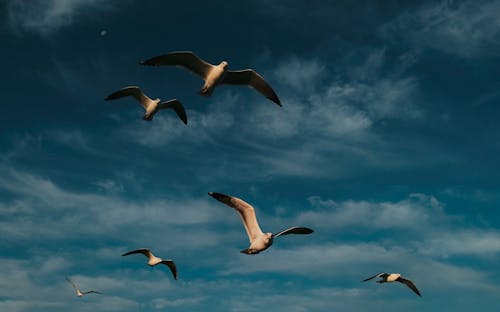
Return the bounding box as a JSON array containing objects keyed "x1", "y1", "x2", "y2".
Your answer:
[
  {"x1": 5, "y1": 0, "x2": 117, "y2": 35},
  {"x1": 273, "y1": 57, "x2": 326, "y2": 92},
  {"x1": 383, "y1": 0, "x2": 500, "y2": 57},
  {"x1": 300, "y1": 193, "x2": 446, "y2": 231},
  {"x1": 114, "y1": 51, "x2": 430, "y2": 181}
]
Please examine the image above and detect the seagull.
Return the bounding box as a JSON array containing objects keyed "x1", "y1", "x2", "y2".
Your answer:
[
  {"x1": 121, "y1": 248, "x2": 177, "y2": 280},
  {"x1": 65, "y1": 277, "x2": 103, "y2": 297},
  {"x1": 140, "y1": 51, "x2": 281, "y2": 106},
  {"x1": 104, "y1": 86, "x2": 188, "y2": 124},
  {"x1": 362, "y1": 273, "x2": 422, "y2": 297},
  {"x1": 208, "y1": 192, "x2": 313, "y2": 254}
]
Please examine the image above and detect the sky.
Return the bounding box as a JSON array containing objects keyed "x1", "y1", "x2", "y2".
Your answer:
[{"x1": 1, "y1": 0, "x2": 500, "y2": 311}]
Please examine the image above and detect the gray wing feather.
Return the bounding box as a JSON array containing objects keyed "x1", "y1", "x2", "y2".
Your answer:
[
  {"x1": 362, "y1": 273, "x2": 387, "y2": 282},
  {"x1": 273, "y1": 227, "x2": 314, "y2": 238},
  {"x1": 160, "y1": 260, "x2": 178, "y2": 280},
  {"x1": 140, "y1": 51, "x2": 213, "y2": 78},
  {"x1": 221, "y1": 69, "x2": 281, "y2": 106},
  {"x1": 105, "y1": 86, "x2": 150, "y2": 109},
  {"x1": 208, "y1": 192, "x2": 263, "y2": 243},
  {"x1": 65, "y1": 277, "x2": 79, "y2": 292},
  {"x1": 397, "y1": 277, "x2": 422, "y2": 297},
  {"x1": 121, "y1": 248, "x2": 152, "y2": 258},
  {"x1": 82, "y1": 290, "x2": 103, "y2": 295},
  {"x1": 158, "y1": 99, "x2": 188, "y2": 125}
]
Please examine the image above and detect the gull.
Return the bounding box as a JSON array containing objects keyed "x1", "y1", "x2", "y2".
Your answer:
[
  {"x1": 66, "y1": 277, "x2": 103, "y2": 297},
  {"x1": 362, "y1": 273, "x2": 422, "y2": 297},
  {"x1": 140, "y1": 51, "x2": 281, "y2": 106},
  {"x1": 208, "y1": 192, "x2": 313, "y2": 254},
  {"x1": 122, "y1": 248, "x2": 177, "y2": 280},
  {"x1": 105, "y1": 86, "x2": 188, "y2": 123}
]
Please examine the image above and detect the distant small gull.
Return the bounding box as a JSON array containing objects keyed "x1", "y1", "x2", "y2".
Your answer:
[
  {"x1": 100, "y1": 30, "x2": 107, "y2": 36},
  {"x1": 66, "y1": 277, "x2": 103, "y2": 297},
  {"x1": 122, "y1": 248, "x2": 178, "y2": 280},
  {"x1": 105, "y1": 86, "x2": 187, "y2": 124},
  {"x1": 208, "y1": 192, "x2": 313, "y2": 254},
  {"x1": 362, "y1": 272, "x2": 422, "y2": 297},
  {"x1": 141, "y1": 51, "x2": 281, "y2": 106}
]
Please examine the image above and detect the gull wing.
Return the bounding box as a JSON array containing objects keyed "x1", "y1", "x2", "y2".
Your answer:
[
  {"x1": 121, "y1": 248, "x2": 153, "y2": 259},
  {"x1": 160, "y1": 260, "x2": 178, "y2": 280},
  {"x1": 65, "y1": 277, "x2": 79, "y2": 294},
  {"x1": 221, "y1": 69, "x2": 281, "y2": 106},
  {"x1": 105, "y1": 86, "x2": 151, "y2": 109},
  {"x1": 82, "y1": 290, "x2": 103, "y2": 295},
  {"x1": 396, "y1": 277, "x2": 422, "y2": 297},
  {"x1": 158, "y1": 99, "x2": 188, "y2": 125},
  {"x1": 208, "y1": 192, "x2": 264, "y2": 243},
  {"x1": 273, "y1": 226, "x2": 314, "y2": 238},
  {"x1": 362, "y1": 272, "x2": 387, "y2": 282},
  {"x1": 140, "y1": 51, "x2": 214, "y2": 79}
]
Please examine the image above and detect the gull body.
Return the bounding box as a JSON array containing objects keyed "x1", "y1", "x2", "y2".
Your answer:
[
  {"x1": 362, "y1": 272, "x2": 422, "y2": 297},
  {"x1": 141, "y1": 51, "x2": 281, "y2": 106},
  {"x1": 208, "y1": 192, "x2": 313, "y2": 254},
  {"x1": 104, "y1": 86, "x2": 187, "y2": 124},
  {"x1": 122, "y1": 248, "x2": 178, "y2": 280},
  {"x1": 66, "y1": 277, "x2": 102, "y2": 297}
]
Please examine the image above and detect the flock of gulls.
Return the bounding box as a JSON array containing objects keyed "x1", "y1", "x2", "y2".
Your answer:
[{"x1": 66, "y1": 51, "x2": 422, "y2": 300}]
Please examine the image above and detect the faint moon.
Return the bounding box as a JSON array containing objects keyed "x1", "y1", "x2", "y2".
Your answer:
[{"x1": 100, "y1": 30, "x2": 107, "y2": 36}]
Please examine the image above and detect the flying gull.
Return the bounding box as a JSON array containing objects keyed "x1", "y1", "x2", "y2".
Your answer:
[
  {"x1": 122, "y1": 248, "x2": 177, "y2": 280},
  {"x1": 65, "y1": 277, "x2": 103, "y2": 297},
  {"x1": 140, "y1": 51, "x2": 281, "y2": 106},
  {"x1": 362, "y1": 272, "x2": 422, "y2": 297},
  {"x1": 208, "y1": 192, "x2": 313, "y2": 254},
  {"x1": 105, "y1": 86, "x2": 188, "y2": 123}
]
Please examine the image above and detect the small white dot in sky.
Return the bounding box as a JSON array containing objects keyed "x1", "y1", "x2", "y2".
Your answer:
[{"x1": 100, "y1": 30, "x2": 107, "y2": 36}]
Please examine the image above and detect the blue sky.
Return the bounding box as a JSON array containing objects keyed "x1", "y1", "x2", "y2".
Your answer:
[{"x1": 1, "y1": 0, "x2": 500, "y2": 311}]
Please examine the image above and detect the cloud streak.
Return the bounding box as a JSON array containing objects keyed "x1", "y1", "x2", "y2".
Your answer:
[{"x1": 6, "y1": 0, "x2": 117, "y2": 35}]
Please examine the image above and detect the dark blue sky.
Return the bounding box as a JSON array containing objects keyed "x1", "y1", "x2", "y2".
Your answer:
[{"x1": 1, "y1": 1, "x2": 500, "y2": 311}]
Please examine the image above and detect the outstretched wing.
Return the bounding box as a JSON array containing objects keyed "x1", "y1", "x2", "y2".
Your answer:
[
  {"x1": 208, "y1": 192, "x2": 264, "y2": 243},
  {"x1": 160, "y1": 260, "x2": 178, "y2": 280},
  {"x1": 158, "y1": 99, "x2": 188, "y2": 125},
  {"x1": 82, "y1": 290, "x2": 103, "y2": 295},
  {"x1": 362, "y1": 273, "x2": 387, "y2": 282},
  {"x1": 105, "y1": 86, "x2": 151, "y2": 109},
  {"x1": 396, "y1": 277, "x2": 422, "y2": 297},
  {"x1": 121, "y1": 248, "x2": 153, "y2": 258},
  {"x1": 65, "y1": 277, "x2": 79, "y2": 293},
  {"x1": 273, "y1": 226, "x2": 313, "y2": 238},
  {"x1": 140, "y1": 51, "x2": 213, "y2": 79},
  {"x1": 221, "y1": 69, "x2": 281, "y2": 106}
]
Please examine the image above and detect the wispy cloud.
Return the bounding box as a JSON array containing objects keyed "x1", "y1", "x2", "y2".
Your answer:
[
  {"x1": 116, "y1": 50, "x2": 432, "y2": 181},
  {"x1": 382, "y1": 0, "x2": 500, "y2": 57},
  {"x1": 6, "y1": 0, "x2": 117, "y2": 36}
]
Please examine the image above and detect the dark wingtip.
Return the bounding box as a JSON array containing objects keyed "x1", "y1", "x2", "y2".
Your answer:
[{"x1": 208, "y1": 192, "x2": 227, "y2": 201}]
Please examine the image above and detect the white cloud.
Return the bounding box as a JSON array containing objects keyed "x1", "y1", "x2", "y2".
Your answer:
[
  {"x1": 274, "y1": 57, "x2": 326, "y2": 92},
  {"x1": 300, "y1": 193, "x2": 445, "y2": 231},
  {"x1": 6, "y1": 0, "x2": 117, "y2": 35},
  {"x1": 383, "y1": 0, "x2": 500, "y2": 57}
]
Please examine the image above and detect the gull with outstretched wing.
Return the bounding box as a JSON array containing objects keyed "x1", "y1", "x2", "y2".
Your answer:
[
  {"x1": 362, "y1": 272, "x2": 422, "y2": 297},
  {"x1": 141, "y1": 51, "x2": 281, "y2": 106},
  {"x1": 122, "y1": 248, "x2": 177, "y2": 280},
  {"x1": 65, "y1": 277, "x2": 103, "y2": 297},
  {"x1": 208, "y1": 192, "x2": 313, "y2": 254},
  {"x1": 105, "y1": 86, "x2": 187, "y2": 124}
]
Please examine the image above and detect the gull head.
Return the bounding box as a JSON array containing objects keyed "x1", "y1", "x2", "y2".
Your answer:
[{"x1": 220, "y1": 61, "x2": 229, "y2": 69}]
